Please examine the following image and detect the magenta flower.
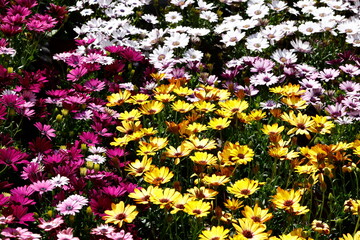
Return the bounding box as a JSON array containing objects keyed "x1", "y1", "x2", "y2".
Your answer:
[
  {"x1": 11, "y1": 205, "x2": 35, "y2": 225},
  {"x1": 0, "y1": 147, "x2": 29, "y2": 171},
  {"x1": 0, "y1": 103, "x2": 7, "y2": 120},
  {"x1": 101, "y1": 186, "x2": 126, "y2": 198},
  {"x1": 30, "y1": 180, "x2": 55, "y2": 194},
  {"x1": 26, "y1": 13, "x2": 57, "y2": 32},
  {"x1": 0, "y1": 193, "x2": 10, "y2": 207},
  {"x1": 79, "y1": 131, "x2": 100, "y2": 146},
  {"x1": 15, "y1": 0, "x2": 38, "y2": 8},
  {"x1": 34, "y1": 122, "x2": 56, "y2": 140},
  {"x1": 83, "y1": 78, "x2": 106, "y2": 92},
  {"x1": 66, "y1": 66, "x2": 88, "y2": 82},
  {"x1": 28, "y1": 137, "x2": 53, "y2": 154}
]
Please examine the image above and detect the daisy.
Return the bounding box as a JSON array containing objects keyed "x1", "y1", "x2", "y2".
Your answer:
[
  {"x1": 318, "y1": 68, "x2": 340, "y2": 82},
  {"x1": 149, "y1": 188, "x2": 182, "y2": 209},
  {"x1": 220, "y1": 30, "x2": 246, "y2": 47},
  {"x1": 199, "y1": 226, "x2": 230, "y2": 240},
  {"x1": 246, "y1": 34, "x2": 269, "y2": 52},
  {"x1": 148, "y1": 46, "x2": 174, "y2": 69},
  {"x1": 86, "y1": 154, "x2": 106, "y2": 164},
  {"x1": 38, "y1": 217, "x2": 64, "y2": 231},
  {"x1": 290, "y1": 39, "x2": 312, "y2": 53},
  {"x1": 129, "y1": 186, "x2": 161, "y2": 205},
  {"x1": 30, "y1": 180, "x2": 55, "y2": 195},
  {"x1": 232, "y1": 218, "x2": 268, "y2": 239},
  {"x1": 184, "y1": 200, "x2": 211, "y2": 218},
  {"x1": 271, "y1": 49, "x2": 297, "y2": 65},
  {"x1": 298, "y1": 21, "x2": 322, "y2": 35},
  {"x1": 50, "y1": 174, "x2": 70, "y2": 188},
  {"x1": 102, "y1": 201, "x2": 138, "y2": 227},
  {"x1": 259, "y1": 100, "x2": 281, "y2": 109},
  {"x1": 199, "y1": 11, "x2": 218, "y2": 22},
  {"x1": 91, "y1": 224, "x2": 116, "y2": 236},
  {"x1": 250, "y1": 72, "x2": 279, "y2": 86},
  {"x1": 144, "y1": 166, "x2": 174, "y2": 185},
  {"x1": 33, "y1": 122, "x2": 56, "y2": 140},
  {"x1": 224, "y1": 198, "x2": 244, "y2": 211},
  {"x1": 196, "y1": 0, "x2": 216, "y2": 11},
  {"x1": 246, "y1": 3, "x2": 269, "y2": 19},
  {"x1": 339, "y1": 64, "x2": 360, "y2": 77},
  {"x1": 241, "y1": 204, "x2": 273, "y2": 223},
  {"x1": 281, "y1": 111, "x2": 315, "y2": 138},
  {"x1": 339, "y1": 81, "x2": 360, "y2": 94},
  {"x1": 346, "y1": 33, "x2": 360, "y2": 47},
  {"x1": 57, "y1": 228, "x2": 79, "y2": 240},
  {"x1": 183, "y1": 48, "x2": 204, "y2": 61},
  {"x1": 164, "y1": 32, "x2": 190, "y2": 49},
  {"x1": 165, "y1": 11, "x2": 183, "y2": 23},
  {"x1": 227, "y1": 178, "x2": 261, "y2": 198},
  {"x1": 208, "y1": 117, "x2": 231, "y2": 130},
  {"x1": 268, "y1": 0, "x2": 287, "y2": 12},
  {"x1": 261, "y1": 25, "x2": 285, "y2": 44},
  {"x1": 141, "y1": 14, "x2": 159, "y2": 24},
  {"x1": 56, "y1": 195, "x2": 88, "y2": 216}
]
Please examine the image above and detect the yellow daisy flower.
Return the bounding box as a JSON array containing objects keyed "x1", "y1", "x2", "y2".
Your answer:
[
  {"x1": 150, "y1": 188, "x2": 182, "y2": 209},
  {"x1": 227, "y1": 178, "x2": 260, "y2": 198},
  {"x1": 125, "y1": 156, "x2": 152, "y2": 176},
  {"x1": 144, "y1": 166, "x2": 174, "y2": 186},
  {"x1": 241, "y1": 204, "x2": 273, "y2": 223},
  {"x1": 202, "y1": 174, "x2": 230, "y2": 186},
  {"x1": 138, "y1": 100, "x2": 164, "y2": 115},
  {"x1": 126, "y1": 93, "x2": 150, "y2": 105},
  {"x1": 194, "y1": 101, "x2": 217, "y2": 113},
  {"x1": 232, "y1": 218, "x2": 268, "y2": 240},
  {"x1": 172, "y1": 100, "x2": 195, "y2": 113},
  {"x1": 339, "y1": 231, "x2": 360, "y2": 240},
  {"x1": 198, "y1": 226, "x2": 230, "y2": 240},
  {"x1": 118, "y1": 109, "x2": 142, "y2": 121},
  {"x1": 116, "y1": 121, "x2": 142, "y2": 135},
  {"x1": 218, "y1": 99, "x2": 249, "y2": 115},
  {"x1": 106, "y1": 90, "x2": 131, "y2": 107},
  {"x1": 102, "y1": 201, "x2": 138, "y2": 227},
  {"x1": 190, "y1": 151, "x2": 218, "y2": 166},
  {"x1": 224, "y1": 198, "x2": 244, "y2": 211},
  {"x1": 281, "y1": 111, "x2": 315, "y2": 139},
  {"x1": 184, "y1": 200, "x2": 211, "y2": 218},
  {"x1": 208, "y1": 117, "x2": 231, "y2": 130},
  {"x1": 128, "y1": 185, "x2": 161, "y2": 204},
  {"x1": 187, "y1": 186, "x2": 218, "y2": 200}
]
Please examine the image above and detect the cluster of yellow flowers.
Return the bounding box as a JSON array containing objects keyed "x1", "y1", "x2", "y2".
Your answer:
[{"x1": 103, "y1": 76, "x2": 360, "y2": 239}]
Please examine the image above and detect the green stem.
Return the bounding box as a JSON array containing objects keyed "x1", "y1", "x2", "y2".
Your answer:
[{"x1": 353, "y1": 215, "x2": 360, "y2": 236}]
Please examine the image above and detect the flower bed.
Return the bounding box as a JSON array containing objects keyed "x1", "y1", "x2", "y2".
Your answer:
[{"x1": 1, "y1": 0, "x2": 360, "y2": 239}]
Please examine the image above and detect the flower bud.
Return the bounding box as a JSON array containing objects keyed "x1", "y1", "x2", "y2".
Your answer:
[
  {"x1": 80, "y1": 167, "x2": 87, "y2": 176},
  {"x1": 61, "y1": 109, "x2": 69, "y2": 116},
  {"x1": 56, "y1": 114, "x2": 63, "y2": 122}
]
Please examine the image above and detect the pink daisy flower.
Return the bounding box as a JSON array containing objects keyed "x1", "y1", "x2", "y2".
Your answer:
[
  {"x1": 34, "y1": 122, "x2": 56, "y2": 140},
  {"x1": 30, "y1": 180, "x2": 55, "y2": 194},
  {"x1": 57, "y1": 228, "x2": 79, "y2": 240},
  {"x1": 38, "y1": 216, "x2": 64, "y2": 231}
]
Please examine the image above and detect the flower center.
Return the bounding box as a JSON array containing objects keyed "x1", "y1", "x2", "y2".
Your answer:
[{"x1": 242, "y1": 230, "x2": 254, "y2": 238}]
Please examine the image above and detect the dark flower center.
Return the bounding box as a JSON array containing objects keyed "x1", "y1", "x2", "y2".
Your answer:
[
  {"x1": 115, "y1": 213, "x2": 126, "y2": 220},
  {"x1": 242, "y1": 230, "x2": 254, "y2": 238},
  {"x1": 240, "y1": 189, "x2": 251, "y2": 195},
  {"x1": 283, "y1": 200, "x2": 294, "y2": 207}
]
